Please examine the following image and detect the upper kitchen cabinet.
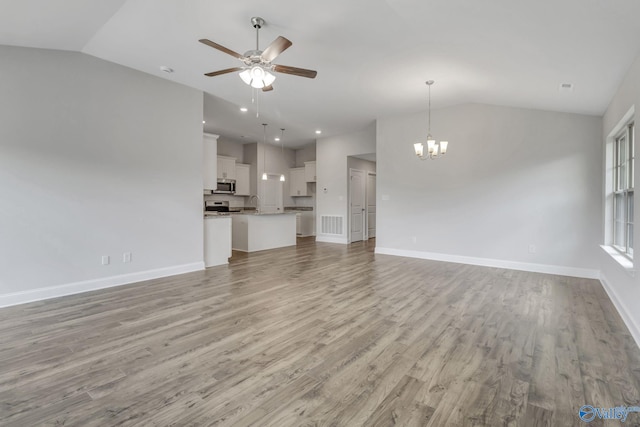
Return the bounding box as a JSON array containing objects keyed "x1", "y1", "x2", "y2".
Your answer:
[
  {"x1": 203, "y1": 133, "x2": 220, "y2": 190},
  {"x1": 304, "y1": 161, "x2": 316, "y2": 182},
  {"x1": 289, "y1": 167, "x2": 308, "y2": 196},
  {"x1": 235, "y1": 164, "x2": 250, "y2": 196},
  {"x1": 217, "y1": 155, "x2": 237, "y2": 181}
]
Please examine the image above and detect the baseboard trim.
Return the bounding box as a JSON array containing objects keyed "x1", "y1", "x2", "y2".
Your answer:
[
  {"x1": 374, "y1": 247, "x2": 600, "y2": 279},
  {"x1": 316, "y1": 235, "x2": 349, "y2": 244},
  {"x1": 599, "y1": 273, "x2": 640, "y2": 349},
  {"x1": 0, "y1": 262, "x2": 205, "y2": 308}
]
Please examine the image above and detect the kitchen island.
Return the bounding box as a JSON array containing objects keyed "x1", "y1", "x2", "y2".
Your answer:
[{"x1": 231, "y1": 212, "x2": 296, "y2": 252}]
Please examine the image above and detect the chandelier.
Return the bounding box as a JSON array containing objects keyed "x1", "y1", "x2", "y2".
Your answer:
[{"x1": 414, "y1": 80, "x2": 448, "y2": 160}]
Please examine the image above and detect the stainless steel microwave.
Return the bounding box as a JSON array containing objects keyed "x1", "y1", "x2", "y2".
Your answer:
[{"x1": 213, "y1": 180, "x2": 236, "y2": 194}]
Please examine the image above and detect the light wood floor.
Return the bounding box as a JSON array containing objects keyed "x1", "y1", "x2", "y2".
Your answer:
[{"x1": 1, "y1": 238, "x2": 639, "y2": 426}]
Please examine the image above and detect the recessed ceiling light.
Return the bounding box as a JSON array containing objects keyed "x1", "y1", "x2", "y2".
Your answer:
[
  {"x1": 275, "y1": 137, "x2": 280, "y2": 141},
  {"x1": 202, "y1": 120, "x2": 206, "y2": 124},
  {"x1": 315, "y1": 130, "x2": 322, "y2": 134},
  {"x1": 240, "y1": 107, "x2": 248, "y2": 112},
  {"x1": 160, "y1": 66, "x2": 174, "y2": 73}
]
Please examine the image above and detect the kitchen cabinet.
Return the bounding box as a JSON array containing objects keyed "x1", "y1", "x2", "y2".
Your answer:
[
  {"x1": 203, "y1": 133, "x2": 219, "y2": 190},
  {"x1": 217, "y1": 155, "x2": 237, "y2": 180},
  {"x1": 204, "y1": 216, "x2": 231, "y2": 267},
  {"x1": 296, "y1": 211, "x2": 315, "y2": 236},
  {"x1": 304, "y1": 161, "x2": 317, "y2": 182},
  {"x1": 289, "y1": 167, "x2": 308, "y2": 196},
  {"x1": 235, "y1": 164, "x2": 250, "y2": 196}
]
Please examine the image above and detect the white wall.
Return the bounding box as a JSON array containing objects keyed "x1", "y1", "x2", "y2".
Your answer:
[
  {"x1": 600, "y1": 52, "x2": 640, "y2": 345},
  {"x1": 217, "y1": 137, "x2": 245, "y2": 162},
  {"x1": 0, "y1": 46, "x2": 204, "y2": 306},
  {"x1": 295, "y1": 143, "x2": 316, "y2": 166},
  {"x1": 347, "y1": 157, "x2": 376, "y2": 174},
  {"x1": 376, "y1": 103, "x2": 602, "y2": 278},
  {"x1": 316, "y1": 123, "x2": 376, "y2": 243}
]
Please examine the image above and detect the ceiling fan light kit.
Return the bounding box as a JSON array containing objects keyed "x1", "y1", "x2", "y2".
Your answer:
[
  {"x1": 414, "y1": 80, "x2": 449, "y2": 160},
  {"x1": 239, "y1": 66, "x2": 276, "y2": 89},
  {"x1": 200, "y1": 16, "x2": 317, "y2": 92}
]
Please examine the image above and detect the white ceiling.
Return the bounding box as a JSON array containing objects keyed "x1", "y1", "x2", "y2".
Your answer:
[{"x1": 2, "y1": 0, "x2": 640, "y2": 147}]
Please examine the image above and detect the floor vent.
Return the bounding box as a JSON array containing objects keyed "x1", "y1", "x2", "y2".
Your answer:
[{"x1": 321, "y1": 215, "x2": 343, "y2": 235}]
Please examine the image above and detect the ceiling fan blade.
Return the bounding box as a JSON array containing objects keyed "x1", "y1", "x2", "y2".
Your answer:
[
  {"x1": 262, "y1": 85, "x2": 274, "y2": 92},
  {"x1": 199, "y1": 39, "x2": 244, "y2": 59},
  {"x1": 273, "y1": 64, "x2": 317, "y2": 79},
  {"x1": 261, "y1": 36, "x2": 292, "y2": 62},
  {"x1": 204, "y1": 67, "x2": 243, "y2": 77}
]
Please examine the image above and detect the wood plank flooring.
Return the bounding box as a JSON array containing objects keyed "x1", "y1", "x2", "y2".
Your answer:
[{"x1": 1, "y1": 238, "x2": 639, "y2": 426}]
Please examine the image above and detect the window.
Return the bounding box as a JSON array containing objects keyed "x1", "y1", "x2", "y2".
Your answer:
[{"x1": 613, "y1": 121, "x2": 634, "y2": 258}]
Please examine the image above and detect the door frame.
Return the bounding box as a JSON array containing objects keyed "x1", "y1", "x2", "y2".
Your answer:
[
  {"x1": 366, "y1": 171, "x2": 376, "y2": 240},
  {"x1": 348, "y1": 168, "x2": 366, "y2": 243}
]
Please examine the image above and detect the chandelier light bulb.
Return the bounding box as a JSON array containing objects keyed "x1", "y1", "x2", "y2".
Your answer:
[
  {"x1": 440, "y1": 141, "x2": 449, "y2": 154},
  {"x1": 239, "y1": 69, "x2": 251, "y2": 85},
  {"x1": 263, "y1": 71, "x2": 276, "y2": 87}
]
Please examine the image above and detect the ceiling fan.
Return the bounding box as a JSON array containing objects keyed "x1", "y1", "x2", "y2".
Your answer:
[{"x1": 199, "y1": 17, "x2": 317, "y2": 92}]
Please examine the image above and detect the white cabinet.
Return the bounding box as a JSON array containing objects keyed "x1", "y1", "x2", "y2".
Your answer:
[
  {"x1": 289, "y1": 168, "x2": 308, "y2": 196},
  {"x1": 304, "y1": 161, "x2": 316, "y2": 182},
  {"x1": 204, "y1": 217, "x2": 231, "y2": 267},
  {"x1": 203, "y1": 133, "x2": 219, "y2": 190},
  {"x1": 296, "y1": 211, "x2": 315, "y2": 236},
  {"x1": 235, "y1": 164, "x2": 250, "y2": 196},
  {"x1": 217, "y1": 156, "x2": 237, "y2": 180}
]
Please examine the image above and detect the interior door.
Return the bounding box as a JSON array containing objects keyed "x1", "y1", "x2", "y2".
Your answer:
[
  {"x1": 261, "y1": 176, "x2": 283, "y2": 213},
  {"x1": 350, "y1": 168, "x2": 365, "y2": 242},
  {"x1": 367, "y1": 172, "x2": 376, "y2": 239}
]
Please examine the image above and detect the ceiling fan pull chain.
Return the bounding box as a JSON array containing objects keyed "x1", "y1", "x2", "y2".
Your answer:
[{"x1": 256, "y1": 88, "x2": 260, "y2": 118}]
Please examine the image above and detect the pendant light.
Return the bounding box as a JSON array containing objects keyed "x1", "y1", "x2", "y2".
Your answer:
[
  {"x1": 279, "y1": 128, "x2": 286, "y2": 182},
  {"x1": 414, "y1": 80, "x2": 449, "y2": 160},
  {"x1": 261, "y1": 123, "x2": 268, "y2": 180}
]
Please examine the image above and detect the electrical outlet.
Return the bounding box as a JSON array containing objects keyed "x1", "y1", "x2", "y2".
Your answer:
[
  {"x1": 123, "y1": 252, "x2": 132, "y2": 263},
  {"x1": 101, "y1": 255, "x2": 110, "y2": 265},
  {"x1": 528, "y1": 244, "x2": 536, "y2": 254}
]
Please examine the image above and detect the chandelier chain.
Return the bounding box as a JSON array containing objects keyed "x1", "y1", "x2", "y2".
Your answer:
[{"x1": 428, "y1": 83, "x2": 431, "y2": 135}]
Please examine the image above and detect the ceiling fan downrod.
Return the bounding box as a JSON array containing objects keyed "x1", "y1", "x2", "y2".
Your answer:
[{"x1": 251, "y1": 17, "x2": 265, "y2": 51}]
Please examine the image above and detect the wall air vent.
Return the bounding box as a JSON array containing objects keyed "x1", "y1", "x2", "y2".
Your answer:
[{"x1": 321, "y1": 216, "x2": 343, "y2": 235}]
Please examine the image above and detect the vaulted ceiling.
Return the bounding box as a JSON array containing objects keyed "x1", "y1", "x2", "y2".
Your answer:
[{"x1": 3, "y1": 0, "x2": 640, "y2": 146}]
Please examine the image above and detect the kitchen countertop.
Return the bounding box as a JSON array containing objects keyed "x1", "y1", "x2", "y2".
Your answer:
[
  {"x1": 232, "y1": 211, "x2": 296, "y2": 216},
  {"x1": 204, "y1": 212, "x2": 232, "y2": 218},
  {"x1": 284, "y1": 206, "x2": 314, "y2": 212}
]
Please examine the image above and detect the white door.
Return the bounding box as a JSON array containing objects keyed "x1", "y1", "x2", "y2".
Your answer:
[
  {"x1": 349, "y1": 168, "x2": 365, "y2": 242},
  {"x1": 367, "y1": 172, "x2": 376, "y2": 239},
  {"x1": 261, "y1": 176, "x2": 283, "y2": 214}
]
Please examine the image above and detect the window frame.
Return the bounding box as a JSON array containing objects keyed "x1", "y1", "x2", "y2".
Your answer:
[{"x1": 612, "y1": 121, "x2": 635, "y2": 259}]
